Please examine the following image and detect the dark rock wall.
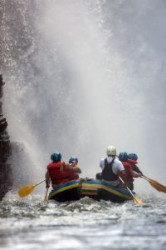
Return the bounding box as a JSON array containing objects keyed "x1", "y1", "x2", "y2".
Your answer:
[{"x1": 0, "y1": 74, "x2": 12, "y2": 200}]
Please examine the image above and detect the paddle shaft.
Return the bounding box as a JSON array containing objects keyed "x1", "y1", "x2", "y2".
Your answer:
[
  {"x1": 34, "y1": 179, "x2": 46, "y2": 187},
  {"x1": 44, "y1": 187, "x2": 49, "y2": 201},
  {"x1": 119, "y1": 177, "x2": 133, "y2": 197},
  {"x1": 141, "y1": 175, "x2": 150, "y2": 181},
  {"x1": 119, "y1": 177, "x2": 142, "y2": 204}
]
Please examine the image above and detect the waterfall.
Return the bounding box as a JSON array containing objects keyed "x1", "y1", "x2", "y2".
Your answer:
[{"x1": 1, "y1": 0, "x2": 166, "y2": 192}]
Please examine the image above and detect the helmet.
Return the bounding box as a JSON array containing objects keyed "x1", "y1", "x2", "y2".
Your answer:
[
  {"x1": 119, "y1": 152, "x2": 128, "y2": 161},
  {"x1": 128, "y1": 153, "x2": 138, "y2": 161},
  {"x1": 106, "y1": 145, "x2": 116, "y2": 156},
  {"x1": 69, "y1": 156, "x2": 78, "y2": 164},
  {"x1": 51, "y1": 152, "x2": 62, "y2": 162}
]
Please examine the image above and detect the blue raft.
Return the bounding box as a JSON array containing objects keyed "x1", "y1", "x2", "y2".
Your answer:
[{"x1": 48, "y1": 179, "x2": 133, "y2": 203}]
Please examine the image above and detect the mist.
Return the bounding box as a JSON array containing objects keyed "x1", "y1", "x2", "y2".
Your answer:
[{"x1": 1, "y1": 0, "x2": 166, "y2": 193}]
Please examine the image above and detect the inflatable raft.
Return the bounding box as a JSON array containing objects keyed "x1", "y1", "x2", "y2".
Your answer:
[{"x1": 48, "y1": 179, "x2": 133, "y2": 203}]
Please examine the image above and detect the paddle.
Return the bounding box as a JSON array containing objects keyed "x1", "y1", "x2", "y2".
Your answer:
[
  {"x1": 142, "y1": 175, "x2": 166, "y2": 193},
  {"x1": 17, "y1": 180, "x2": 45, "y2": 198},
  {"x1": 44, "y1": 187, "x2": 49, "y2": 201},
  {"x1": 119, "y1": 177, "x2": 142, "y2": 205}
]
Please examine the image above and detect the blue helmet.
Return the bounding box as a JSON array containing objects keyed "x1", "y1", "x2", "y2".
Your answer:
[
  {"x1": 51, "y1": 152, "x2": 62, "y2": 162},
  {"x1": 119, "y1": 152, "x2": 128, "y2": 161},
  {"x1": 128, "y1": 153, "x2": 138, "y2": 161},
  {"x1": 69, "y1": 156, "x2": 78, "y2": 164}
]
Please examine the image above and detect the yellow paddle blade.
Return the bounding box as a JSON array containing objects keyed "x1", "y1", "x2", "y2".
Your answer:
[
  {"x1": 17, "y1": 184, "x2": 35, "y2": 197},
  {"x1": 133, "y1": 196, "x2": 142, "y2": 205},
  {"x1": 149, "y1": 179, "x2": 166, "y2": 193},
  {"x1": 142, "y1": 175, "x2": 166, "y2": 193},
  {"x1": 127, "y1": 187, "x2": 142, "y2": 205}
]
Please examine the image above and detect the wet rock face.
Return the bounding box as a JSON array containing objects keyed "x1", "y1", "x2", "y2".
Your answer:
[{"x1": 0, "y1": 74, "x2": 12, "y2": 200}]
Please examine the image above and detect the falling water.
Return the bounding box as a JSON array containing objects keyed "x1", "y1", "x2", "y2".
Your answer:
[
  {"x1": 1, "y1": 0, "x2": 166, "y2": 189},
  {"x1": 0, "y1": 1, "x2": 166, "y2": 249}
]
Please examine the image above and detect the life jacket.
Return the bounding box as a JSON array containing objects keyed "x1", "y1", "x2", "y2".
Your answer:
[
  {"x1": 47, "y1": 161, "x2": 71, "y2": 185},
  {"x1": 102, "y1": 157, "x2": 118, "y2": 181},
  {"x1": 128, "y1": 159, "x2": 137, "y2": 166},
  {"x1": 127, "y1": 159, "x2": 142, "y2": 174},
  {"x1": 122, "y1": 161, "x2": 133, "y2": 181}
]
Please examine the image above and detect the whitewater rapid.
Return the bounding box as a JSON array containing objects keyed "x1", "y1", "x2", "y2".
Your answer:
[{"x1": 0, "y1": 193, "x2": 166, "y2": 250}]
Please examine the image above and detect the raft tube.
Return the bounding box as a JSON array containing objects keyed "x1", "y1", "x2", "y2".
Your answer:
[{"x1": 48, "y1": 179, "x2": 133, "y2": 203}]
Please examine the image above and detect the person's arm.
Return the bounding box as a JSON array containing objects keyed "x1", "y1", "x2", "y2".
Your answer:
[
  {"x1": 45, "y1": 170, "x2": 50, "y2": 188},
  {"x1": 119, "y1": 170, "x2": 126, "y2": 181},
  {"x1": 133, "y1": 165, "x2": 143, "y2": 175},
  {"x1": 132, "y1": 170, "x2": 142, "y2": 178},
  {"x1": 116, "y1": 160, "x2": 126, "y2": 180},
  {"x1": 100, "y1": 159, "x2": 104, "y2": 170},
  {"x1": 63, "y1": 162, "x2": 82, "y2": 173}
]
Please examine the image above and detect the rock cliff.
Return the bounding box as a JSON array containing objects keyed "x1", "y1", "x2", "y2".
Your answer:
[{"x1": 0, "y1": 74, "x2": 12, "y2": 200}]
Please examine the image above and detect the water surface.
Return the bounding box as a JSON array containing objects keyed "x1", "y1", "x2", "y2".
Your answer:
[{"x1": 0, "y1": 193, "x2": 166, "y2": 250}]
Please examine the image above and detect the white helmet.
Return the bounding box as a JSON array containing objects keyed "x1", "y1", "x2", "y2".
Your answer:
[{"x1": 106, "y1": 145, "x2": 116, "y2": 156}]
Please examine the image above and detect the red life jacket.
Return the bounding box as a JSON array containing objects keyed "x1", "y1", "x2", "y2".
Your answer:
[
  {"x1": 68, "y1": 164, "x2": 79, "y2": 180},
  {"x1": 47, "y1": 161, "x2": 71, "y2": 185},
  {"x1": 128, "y1": 159, "x2": 142, "y2": 175},
  {"x1": 122, "y1": 161, "x2": 133, "y2": 181},
  {"x1": 128, "y1": 159, "x2": 137, "y2": 166}
]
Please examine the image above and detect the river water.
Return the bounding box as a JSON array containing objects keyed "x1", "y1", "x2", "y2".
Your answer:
[{"x1": 0, "y1": 193, "x2": 166, "y2": 250}]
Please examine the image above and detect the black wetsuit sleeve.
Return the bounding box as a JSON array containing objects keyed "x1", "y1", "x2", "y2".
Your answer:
[{"x1": 133, "y1": 165, "x2": 143, "y2": 174}]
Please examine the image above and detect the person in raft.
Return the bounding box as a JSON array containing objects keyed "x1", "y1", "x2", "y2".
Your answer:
[
  {"x1": 96, "y1": 145, "x2": 126, "y2": 187},
  {"x1": 68, "y1": 156, "x2": 80, "y2": 180},
  {"x1": 118, "y1": 152, "x2": 143, "y2": 191},
  {"x1": 45, "y1": 152, "x2": 81, "y2": 189}
]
